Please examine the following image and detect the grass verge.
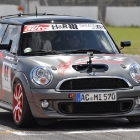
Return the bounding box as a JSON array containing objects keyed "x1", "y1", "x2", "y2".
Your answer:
[{"x1": 106, "y1": 26, "x2": 140, "y2": 54}]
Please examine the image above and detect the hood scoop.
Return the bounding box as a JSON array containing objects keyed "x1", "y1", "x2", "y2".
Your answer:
[{"x1": 72, "y1": 64, "x2": 109, "y2": 73}]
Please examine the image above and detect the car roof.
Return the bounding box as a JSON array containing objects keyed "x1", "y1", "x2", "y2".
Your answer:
[{"x1": 0, "y1": 14, "x2": 101, "y2": 25}]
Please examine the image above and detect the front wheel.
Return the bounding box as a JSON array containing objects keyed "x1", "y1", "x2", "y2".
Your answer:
[{"x1": 13, "y1": 80, "x2": 35, "y2": 127}]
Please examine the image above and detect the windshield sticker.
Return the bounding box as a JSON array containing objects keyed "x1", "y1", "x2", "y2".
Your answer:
[
  {"x1": 23, "y1": 24, "x2": 50, "y2": 33},
  {"x1": 23, "y1": 23, "x2": 105, "y2": 33},
  {"x1": 52, "y1": 24, "x2": 78, "y2": 30}
]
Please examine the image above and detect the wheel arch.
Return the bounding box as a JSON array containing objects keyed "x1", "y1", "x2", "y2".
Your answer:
[{"x1": 12, "y1": 71, "x2": 35, "y2": 103}]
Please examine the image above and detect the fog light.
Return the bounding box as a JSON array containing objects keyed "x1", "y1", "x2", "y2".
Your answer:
[
  {"x1": 136, "y1": 97, "x2": 140, "y2": 105},
  {"x1": 68, "y1": 94, "x2": 74, "y2": 98},
  {"x1": 41, "y1": 100, "x2": 49, "y2": 108}
]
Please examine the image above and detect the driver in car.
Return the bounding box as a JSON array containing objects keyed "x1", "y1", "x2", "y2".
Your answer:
[{"x1": 67, "y1": 34, "x2": 80, "y2": 49}]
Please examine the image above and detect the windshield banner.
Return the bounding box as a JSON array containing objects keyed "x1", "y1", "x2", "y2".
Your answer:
[{"x1": 23, "y1": 23, "x2": 105, "y2": 33}]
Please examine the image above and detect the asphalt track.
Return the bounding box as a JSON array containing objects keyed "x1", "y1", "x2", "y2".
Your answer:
[{"x1": 0, "y1": 54, "x2": 140, "y2": 140}]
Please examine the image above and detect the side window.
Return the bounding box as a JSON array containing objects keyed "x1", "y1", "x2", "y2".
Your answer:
[
  {"x1": 94, "y1": 31, "x2": 114, "y2": 52},
  {"x1": 2, "y1": 25, "x2": 21, "y2": 53},
  {"x1": 0, "y1": 23, "x2": 8, "y2": 43}
]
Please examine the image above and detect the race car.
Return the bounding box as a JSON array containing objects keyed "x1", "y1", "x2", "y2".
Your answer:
[{"x1": 0, "y1": 13, "x2": 139, "y2": 127}]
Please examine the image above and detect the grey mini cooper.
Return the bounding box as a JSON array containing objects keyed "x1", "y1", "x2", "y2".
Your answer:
[{"x1": 0, "y1": 13, "x2": 139, "y2": 127}]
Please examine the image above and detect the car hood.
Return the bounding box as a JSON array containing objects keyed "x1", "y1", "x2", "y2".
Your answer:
[{"x1": 18, "y1": 54, "x2": 138, "y2": 88}]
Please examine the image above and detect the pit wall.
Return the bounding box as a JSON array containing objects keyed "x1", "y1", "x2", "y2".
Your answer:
[
  {"x1": 33, "y1": 6, "x2": 98, "y2": 20},
  {"x1": 0, "y1": 5, "x2": 22, "y2": 16},
  {"x1": 106, "y1": 7, "x2": 140, "y2": 27},
  {"x1": 1, "y1": 4, "x2": 140, "y2": 27}
]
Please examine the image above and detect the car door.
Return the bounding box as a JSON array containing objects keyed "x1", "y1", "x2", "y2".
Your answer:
[{"x1": 0, "y1": 25, "x2": 21, "y2": 104}]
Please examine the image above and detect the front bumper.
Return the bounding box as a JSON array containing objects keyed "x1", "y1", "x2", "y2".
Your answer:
[{"x1": 29, "y1": 86, "x2": 140, "y2": 119}]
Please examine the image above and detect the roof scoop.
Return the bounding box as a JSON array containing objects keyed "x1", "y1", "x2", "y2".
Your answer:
[
  {"x1": 72, "y1": 64, "x2": 108, "y2": 73},
  {"x1": 72, "y1": 52, "x2": 109, "y2": 73}
]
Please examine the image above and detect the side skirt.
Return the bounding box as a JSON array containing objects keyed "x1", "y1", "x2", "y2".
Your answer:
[{"x1": 0, "y1": 100, "x2": 12, "y2": 112}]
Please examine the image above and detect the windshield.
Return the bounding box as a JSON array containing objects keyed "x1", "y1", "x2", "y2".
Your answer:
[{"x1": 22, "y1": 23, "x2": 119, "y2": 54}]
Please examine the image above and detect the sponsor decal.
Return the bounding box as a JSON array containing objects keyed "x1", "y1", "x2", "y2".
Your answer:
[
  {"x1": 79, "y1": 24, "x2": 104, "y2": 29},
  {"x1": 75, "y1": 56, "x2": 127, "y2": 64},
  {"x1": 57, "y1": 60, "x2": 72, "y2": 75},
  {"x1": 75, "y1": 57, "x2": 89, "y2": 64},
  {"x1": 23, "y1": 24, "x2": 50, "y2": 33},
  {"x1": 2, "y1": 62, "x2": 11, "y2": 92},
  {"x1": 5, "y1": 56, "x2": 14, "y2": 60},
  {"x1": 57, "y1": 56, "x2": 127, "y2": 75},
  {"x1": 23, "y1": 23, "x2": 105, "y2": 33},
  {"x1": 52, "y1": 24, "x2": 78, "y2": 30},
  {"x1": 88, "y1": 72, "x2": 97, "y2": 76}
]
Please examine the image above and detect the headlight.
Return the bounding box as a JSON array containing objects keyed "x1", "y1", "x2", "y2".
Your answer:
[
  {"x1": 30, "y1": 66, "x2": 53, "y2": 85},
  {"x1": 130, "y1": 63, "x2": 140, "y2": 83}
]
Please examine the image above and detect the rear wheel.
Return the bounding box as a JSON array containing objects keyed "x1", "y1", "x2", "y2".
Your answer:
[{"x1": 13, "y1": 80, "x2": 35, "y2": 127}]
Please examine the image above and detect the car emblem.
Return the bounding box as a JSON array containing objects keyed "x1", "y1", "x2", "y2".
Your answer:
[{"x1": 88, "y1": 71, "x2": 97, "y2": 76}]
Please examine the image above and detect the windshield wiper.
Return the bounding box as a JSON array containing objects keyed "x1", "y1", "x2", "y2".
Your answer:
[
  {"x1": 65, "y1": 49, "x2": 113, "y2": 54},
  {"x1": 22, "y1": 50, "x2": 63, "y2": 55}
]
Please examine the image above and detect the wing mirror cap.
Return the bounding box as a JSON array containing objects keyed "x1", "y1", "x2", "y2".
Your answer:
[
  {"x1": 0, "y1": 40, "x2": 12, "y2": 51},
  {"x1": 121, "y1": 41, "x2": 131, "y2": 47}
]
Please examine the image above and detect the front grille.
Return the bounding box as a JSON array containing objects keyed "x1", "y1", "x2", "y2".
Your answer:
[
  {"x1": 59, "y1": 78, "x2": 130, "y2": 90},
  {"x1": 58, "y1": 101, "x2": 133, "y2": 115}
]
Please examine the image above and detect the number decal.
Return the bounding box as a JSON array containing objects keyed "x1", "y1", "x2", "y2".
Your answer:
[
  {"x1": 4, "y1": 65, "x2": 9, "y2": 81},
  {"x1": 2, "y1": 62, "x2": 11, "y2": 92}
]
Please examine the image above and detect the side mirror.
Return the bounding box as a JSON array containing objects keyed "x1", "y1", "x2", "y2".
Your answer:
[
  {"x1": 120, "y1": 41, "x2": 131, "y2": 50},
  {"x1": 0, "y1": 40, "x2": 12, "y2": 51},
  {"x1": 121, "y1": 41, "x2": 131, "y2": 47}
]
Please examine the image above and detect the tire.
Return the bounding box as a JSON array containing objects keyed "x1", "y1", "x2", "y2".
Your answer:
[
  {"x1": 127, "y1": 116, "x2": 140, "y2": 123},
  {"x1": 13, "y1": 79, "x2": 35, "y2": 127}
]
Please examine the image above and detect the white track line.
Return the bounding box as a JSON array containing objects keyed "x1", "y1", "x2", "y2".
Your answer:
[
  {"x1": 5, "y1": 128, "x2": 140, "y2": 136},
  {"x1": 65, "y1": 129, "x2": 140, "y2": 134},
  {"x1": 7, "y1": 131, "x2": 52, "y2": 136}
]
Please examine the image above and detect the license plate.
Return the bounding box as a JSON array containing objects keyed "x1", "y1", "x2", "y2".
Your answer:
[{"x1": 76, "y1": 92, "x2": 117, "y2": 102}]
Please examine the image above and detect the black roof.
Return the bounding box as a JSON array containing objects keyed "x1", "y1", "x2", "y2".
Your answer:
[{"x1": 0, "y1": 15, "x2": 100, "y2": 25}]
